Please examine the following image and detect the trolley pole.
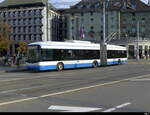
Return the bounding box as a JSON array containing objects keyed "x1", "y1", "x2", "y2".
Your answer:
[
  {"x1": 100, "y1": 0, "x2": 107, "y2": 66},
  {"x1": 136, "y1": 21, "x2": 140, "y2": 61}
]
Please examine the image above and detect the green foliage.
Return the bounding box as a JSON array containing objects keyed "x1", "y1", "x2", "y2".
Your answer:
[
  {"x1": 0, "y1": 21, "x2": 11, "y2": 54},
  {"x1": 17, "y1": 41, "x2": 27, "y2": 54}
]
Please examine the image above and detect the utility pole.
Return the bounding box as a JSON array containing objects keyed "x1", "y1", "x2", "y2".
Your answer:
[
  {"x1": 76, "y1": 17, "x2": 79, "y2": 40},
  {"x1": 136, "y1": 21, "x2": 140, "y2": 61},
  {"x1": 103, "y1": 0, "x2": 106, "y2": 44},
  {"x1": 46, "y1": 0, "x2": 49, "y2": 41},
  {"x1": 70, "y1": 17, "x2": 73, "y2": 40},
  {"x1": 100, "y1": 0, "x2": 107, "y2": 66}
]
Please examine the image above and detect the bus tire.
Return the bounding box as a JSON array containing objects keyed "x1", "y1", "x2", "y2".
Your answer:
[
  {"x1": 57, "y1": 62, "x2": 64, "y2": 71},
  {"x1": 92, "y1": 61, "x2": 98, "y2": 68}
]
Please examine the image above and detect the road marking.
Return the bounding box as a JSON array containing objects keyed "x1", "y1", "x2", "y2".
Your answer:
[
  {"x1": 0, "y1": 97, "x2": 39, "y2": 106},
  {"x1": 129, "y1": 78, "x2": 150, "y2": 81},
  {"x1": 0, "y1": 74, "x2": 147, "y2": 107},
  {"x1": 48, "y1": 105, "x2": 101, "y2": 112},
  {"x1": 0, "y1": 85, "x2": 47, "y2": 94},
  {"x1": 0, "y1": 72, "x2": 78, "y2": 82},
  {"x1": 116, "y1": 102, "x2": 131, "y2": 108},
  {"x1": 0, "y1": 78, "x2": 25, "y2": 82},
  {"x1": 1, "y1": 89, "x2": 17, "y2": 94},
  {"x1": 103, "y1": 102, "x2": 131, "y2": 112},
  {"x1": 103, "y1": 108, "x2": 116, "y2": 112},
  {"x1": 0, "y1": 74, "x2": 64, "y2": 82}
]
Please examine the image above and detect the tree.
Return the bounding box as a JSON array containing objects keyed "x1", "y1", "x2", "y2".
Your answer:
[
  {"x1": 16, "y1": 41, "x2": 27, "y2": 56},
  {"x1": 0, "y1": 21, "x2": 12, "y2": 56}
]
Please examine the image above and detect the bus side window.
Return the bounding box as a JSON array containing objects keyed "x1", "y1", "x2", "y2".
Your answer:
[
  {"x1": 65, "y1": 50, "x2": 72, "y2": 60},
  {"x1": 53, "y1": 50, "x2": 61, "y2": 61},
  {"x1": 60, "y1": 49, "x2": 65, "y2": 60},
  {"x1": 73, "y1": 50, "x2": 79, "y2": 60}
]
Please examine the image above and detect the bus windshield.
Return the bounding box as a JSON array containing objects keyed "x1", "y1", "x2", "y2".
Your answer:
[{"x1": 26, "y1": 45, "x2": 40, "y2": 63}]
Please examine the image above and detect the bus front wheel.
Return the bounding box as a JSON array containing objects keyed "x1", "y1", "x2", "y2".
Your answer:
[{"x1": 57, "y1": 63, "x2": 64, "y2": 71}]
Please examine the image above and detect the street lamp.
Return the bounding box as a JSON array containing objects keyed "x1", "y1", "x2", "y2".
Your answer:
[
  {"x1": 45, "y1": 0, "x2": 49, "y2": 41},
  {"x1": 136, "y1": 21, "x2": 140, "y2": 60},
  {"x1": 70, "y1": 16, "x2": 74, "y2": 40}
]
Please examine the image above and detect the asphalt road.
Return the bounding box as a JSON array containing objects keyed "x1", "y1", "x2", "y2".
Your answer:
[{"x1": 0, "y1": 63, "x2": 150, "y2": 112}]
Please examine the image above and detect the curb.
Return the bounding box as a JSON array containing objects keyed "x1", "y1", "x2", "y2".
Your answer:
[
  {"x1": 5, "y1": 68, "x2": 28, "y2": 73},
  {"x1": 126, "y1": 62, "x2": 150, "y2": 64},
  {"x1": 0, "y1": 70, "x2": 6, "y2": 73}
]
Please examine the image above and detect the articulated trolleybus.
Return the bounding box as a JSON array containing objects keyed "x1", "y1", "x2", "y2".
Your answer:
[{"x1": 26, "y1": 40, "x2": 127, "y2": 71}]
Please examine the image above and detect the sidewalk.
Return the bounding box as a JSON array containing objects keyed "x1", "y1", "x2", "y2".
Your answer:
[
  {"x1": 0, "y1": 57, "x2": 27, "y2": 72},
  {"x1": 0, "y1": 64, "x2": 27, "y2": 73}
]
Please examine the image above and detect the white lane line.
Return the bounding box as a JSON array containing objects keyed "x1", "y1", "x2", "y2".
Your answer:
[
  {"x1": 116, "y1": 102, "x2": 131, "y2": 109},
  {"x1": 0, "y1": 78, "x2": 25, "y2": 82},
  {"x1": 129, "y1": 78, "x2": 150, "y2": 81},
  {"x1": 0, "y1": 85, "x2": 46, "y2": 94},
  {"x1": 102, "y1": 108, "x2": 116, "y2": 112},
  {"x1": 1, "y1": 90, "x2": 17, "y2": 94},
  {"x1": 0, "y1": 97, "x2": 39, "y2": 106},
  {"x1": 48, "y1": 105, "x2": 101, "y2": 112},
  {"x1": 0, "y1": 73, "x2": 75, "y2": 82},
  {"x1": 103, "y1": 102, "x2": 131, "y2": 112},
  {"x1": 0, "y1": 73, "x2": 146, "y2": 107}
]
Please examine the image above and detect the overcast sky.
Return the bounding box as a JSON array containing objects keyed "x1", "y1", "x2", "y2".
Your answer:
[{"x1": 0, "y1": 0, "x2": 149, "y2": 8}]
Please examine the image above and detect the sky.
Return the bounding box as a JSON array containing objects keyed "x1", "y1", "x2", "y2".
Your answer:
[{"x1": 0, "y1": 0, "x2": 149, "y2": 8}]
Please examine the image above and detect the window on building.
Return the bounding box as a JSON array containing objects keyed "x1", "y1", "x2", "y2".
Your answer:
[
  {"x1": 18, "y1": 27, "x2": 20, "y2": 33},
  {"x1": 95, "y1": 3, "x2": 100, "y2": 8},
  {"x1": 29, "y1": 35, "x2": 31, "y2": 41},
  {"x1": 111, "y1": 25, "x2": 114, "y2": 29},
  {"x1": 91, "y1": 18, "x2": 94, "y2": 22},
  {"x1": 132, "y1": 13, "x2": 135, "y2": 16},
  {"x1": 71, "y1": 19, "x2": 74, "y2": 24},
  {"x1": 13, "y1": 35, "x2": 16, "y2": 41},
  {"x1": 141, "y1": 18, "x2": 145, "y2": 23},
  {"x1": 28, "y1": 27, "x2": 31, "y2": 33},
  {"x1": 91, "y1": 26, "x2": 94, "y2": 30},
  {"x1": 81, "y1": 18, "x2": 84, "y2": 23},
  {"x1": 34, "y1": 35, "x2": 36, "y2": 40},
  {"x1": 111, "y1": 17, "x2": 114, "y2": 22}
]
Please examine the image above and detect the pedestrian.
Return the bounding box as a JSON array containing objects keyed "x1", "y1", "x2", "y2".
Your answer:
[
  {"x1": 146, "y1": 55, "x2": 149, "y2": 60},
  {"x1": 16, "y1": 54, "x2": 22, "y2": 67},
  {"x1": 2, "y1": 56, "x2": 6, "y2": 66},
  {"x1": 4, "y1": 55, "x2": 9, "y2": 66},
  {"x1": 13, "y1": 54, "x2": 16, "y2": 65}
]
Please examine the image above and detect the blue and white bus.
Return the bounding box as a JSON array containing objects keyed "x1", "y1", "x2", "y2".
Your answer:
[{"x1": 26, "y1": 40, "x2": 127, "y2": 71}]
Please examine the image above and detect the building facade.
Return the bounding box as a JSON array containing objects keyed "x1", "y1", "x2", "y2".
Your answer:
[
  {"x1": 63, "y1": 0, "x2": 150, "y2": 59},
  {"x1": 0, "y1": 0, "x2": 62, "y2": 56},
  {"x1": 64, "y1": 0, "x2": 120, "y2": 42}
]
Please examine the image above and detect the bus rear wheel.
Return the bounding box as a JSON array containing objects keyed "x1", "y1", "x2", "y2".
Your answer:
[
  {"x1": 92, "y1": 61, "x2": 98, "y2": 68},
  {"x1": 57, "y1": 63, "x2": 64, "y2": 71}
]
